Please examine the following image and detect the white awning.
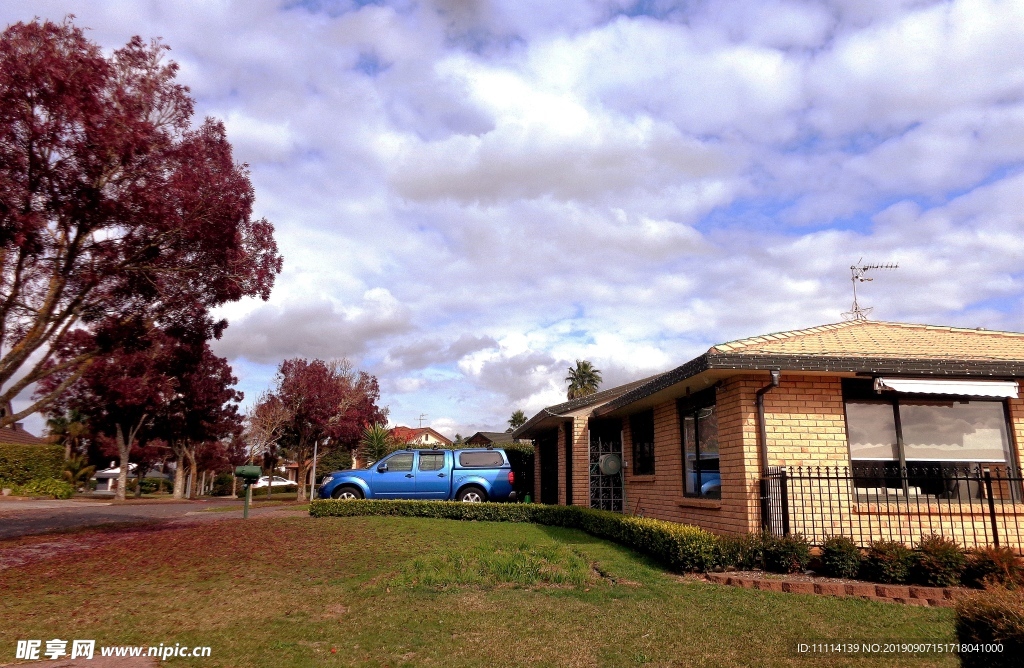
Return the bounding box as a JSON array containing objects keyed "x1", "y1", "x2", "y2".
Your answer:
[{"x1": 873, "y1": 377, "x2": 1019, "y2": 398}]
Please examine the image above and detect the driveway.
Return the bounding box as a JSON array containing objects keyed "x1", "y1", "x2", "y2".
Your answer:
[{"x1": 0, "y1": 498, "x2": 292, "y2": 540}]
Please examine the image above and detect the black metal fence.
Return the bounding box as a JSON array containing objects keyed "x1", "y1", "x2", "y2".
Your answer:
[{"x1": 761, "y1": 464, "x2": 1024, "y2": 552}]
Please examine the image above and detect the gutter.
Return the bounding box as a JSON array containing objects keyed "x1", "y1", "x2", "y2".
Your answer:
[{"x1": 756, "y1": 369, "x2": 780, "y2": 531}]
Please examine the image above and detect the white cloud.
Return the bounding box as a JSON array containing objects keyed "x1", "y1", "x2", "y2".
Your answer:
[{"x1": 6, "y1": 0, "x2": 1024, "y2": 436}]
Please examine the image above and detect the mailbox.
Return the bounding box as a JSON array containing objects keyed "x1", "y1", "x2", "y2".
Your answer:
[{"x1": 235, "y1": 466, "x2": 262, "y2": 485}]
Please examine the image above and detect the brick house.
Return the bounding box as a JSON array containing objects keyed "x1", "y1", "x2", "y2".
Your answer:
[{"x1": 514, "y1": 321, "x2": 1024, "y2": 549}]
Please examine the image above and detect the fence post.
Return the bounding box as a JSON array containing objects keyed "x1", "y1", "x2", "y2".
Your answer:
[
  {"x1": 780, "y1": 469, "x2": 790, "y2": 536},
  {"x1": 984, "y1": 470, "x2": 1000, "y2": 548},
  {"x1": 760, "y1": 477, "x2": 770, "y2": 531}
]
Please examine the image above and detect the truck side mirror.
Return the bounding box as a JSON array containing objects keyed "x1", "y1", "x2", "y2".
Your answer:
[{"x1": 376, "y1": 463, "x2": 388, "y2": 473}]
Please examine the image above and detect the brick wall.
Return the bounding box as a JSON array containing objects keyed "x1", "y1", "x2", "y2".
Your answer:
[{"x1": 571, "y1": 417, "x2": 590, "y2": 506}]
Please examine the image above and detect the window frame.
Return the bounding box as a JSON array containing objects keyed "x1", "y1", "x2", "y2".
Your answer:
[
  {"x1": 629, "y1": 409, "x2": 656, "y2": 476},
  {"x1": 841, "y1": 378, "x2": 1019, "y2": 475},
  {"x1": 677, "y1": 387, "x2": 719, "y2": 499}
]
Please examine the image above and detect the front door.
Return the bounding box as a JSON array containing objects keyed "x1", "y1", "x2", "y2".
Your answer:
[
  {"x1": 415, "y1": 450, "x2": 450, "y2": 499},
  {"x1": 590, "y1": 419, "x2": 623, "y2": 512},
  {"x1": 371, "y1": 452, "x2": 415, "y2": 498},
  {"x1": 538, "y1": 429, "x2": 559, "y2": 504}
]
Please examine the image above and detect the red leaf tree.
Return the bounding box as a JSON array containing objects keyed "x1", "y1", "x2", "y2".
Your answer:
[
  {"x1": 267, "y1": 359, "x2": 386, "y2": 502},
  {"x1": 0, "y1": 19, "x2": 281, "y2": 426}
]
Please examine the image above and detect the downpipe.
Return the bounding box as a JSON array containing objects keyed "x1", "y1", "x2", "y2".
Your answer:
[{"x1": 756, "y1": 369, "x2": 781, "y2": 530}]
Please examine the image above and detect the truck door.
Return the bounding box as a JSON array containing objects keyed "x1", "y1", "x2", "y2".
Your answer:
[
  {"x1": 415, "y1": 450, "x2": 449, "y2": 499},
  {"x1": 372, "y1": 452, "x2": 415, "y2": 498}
]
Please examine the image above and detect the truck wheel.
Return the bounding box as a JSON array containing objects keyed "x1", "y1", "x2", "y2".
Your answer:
[
  {"x1": 457, "y1": 486, "x2": 486, "y2": 503},
  {"x1": 332, "y1": 485, "x2": 363, "y2": 500}
]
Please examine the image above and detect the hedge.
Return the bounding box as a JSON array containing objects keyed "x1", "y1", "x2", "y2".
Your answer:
[
  {"x1": 0, "y1": 477, "x2": 74, "y2": 499},
  {"x1": 0, "y1": 443, "x2": 63, "y2": 484},
  {"x1": 310, "y1": 500, "x2": 720, "y2": 573}
]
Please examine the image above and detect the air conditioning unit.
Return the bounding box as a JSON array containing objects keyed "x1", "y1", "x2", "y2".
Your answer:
[{"x1": 598, "y1": 453, "x2": 622, "y2": 476}]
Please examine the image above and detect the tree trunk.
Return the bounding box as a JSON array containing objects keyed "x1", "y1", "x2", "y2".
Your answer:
[
  {"x1": 115, "y1": 426, "x2": 131, "y2": 502},
  {"x1": 199, "y1": 470, "x2": 206, "y2": 497},
  {"x1": 185, "y1": 449, "x2": 198, "y2": 499},
  {"x1": 171, "y1": 441, "x2": 187, "y2": 499},
  {"x1": 296, "y1": 458, "x2": 308, "y2": 502},
  {"x1": 64, "y1": 439, "x2": 71, "y2": 461}
]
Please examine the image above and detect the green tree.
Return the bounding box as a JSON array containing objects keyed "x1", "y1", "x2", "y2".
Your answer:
[
  {"x1": 565, "y1": 360, "x2": 602, "y2": 400},
  {"x1": 62, "y1": 454, "x2": 95, "y2": 490},
  {"x1": 507, "y1": 409, "x2": 527, "y2": 432},
  {"x1": 46, "y1": 409, "x2": 88, "y2": 460},
  {"x1": 360, "y1": 424, "x2": 394, "y2": 465}
]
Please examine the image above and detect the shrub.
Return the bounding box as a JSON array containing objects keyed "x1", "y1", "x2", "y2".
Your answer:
[
  {"x1": 955, "y1": 587, "x2": 1024, "y2": 668},
  {"x1": 820, "y1": 536, "x2": 861, "y2": 579},
  {"x1": 717, "y1": 532, "x2": 766, "y2": 570},
  {"x1": 0, "y1": 443, "x2": 63, "y2": 484},
  {"x1": 964, "y1": 547, "x2": 1024, "y2": 589},
  {"x1": 0, "y1": 477, "x2": 74, "y2": 499},
  {"x1": 861, "y1": 540, "x2": 914, "y2": 584},
  {"x1": 911, "y1": 535, "x2": 967, "y2": 587},
  {"x1": 211, "y1": 473, "x2": 235, "y2": 497},
  {"x1": 762, "y1": 533, "x2": 811, "y2": 574}
]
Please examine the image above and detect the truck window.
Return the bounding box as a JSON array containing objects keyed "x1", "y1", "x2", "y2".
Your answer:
[
  {"x1": 458, "y1": 451, "x2": 504, "y2": 467},
  {"x1": 418, "y1": 452, "x2": 445, "y2": 471},
  {"x1": 386, "y1": 453, "x2": 414, "y2": 472}
]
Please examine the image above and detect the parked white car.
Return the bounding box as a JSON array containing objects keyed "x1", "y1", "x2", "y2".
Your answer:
[{"x1": 251, "y1": 476, "x2": 296, "y2": 489}]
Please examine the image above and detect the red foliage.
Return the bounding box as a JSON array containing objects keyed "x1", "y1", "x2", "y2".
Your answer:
[
  {"x1": 0, "y1": 18, "x2": 281, "y2": 426},
  {"x1": 271, "y1": 359, "x2": 386, "y2": 500}
]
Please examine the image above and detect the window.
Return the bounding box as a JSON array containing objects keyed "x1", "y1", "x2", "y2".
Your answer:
[
  {"x1": 844, "y1": 379, "x2": 1017, "y2": 499},
  {"x1": 678, "y1": 394, "x2": 719, "y2": 499},
  {"x1": 418, "y1": 452, "x2": 445, "y2": 471},
  {"x1": 630, "y1": 410, "x2": 655, "y2": 475},
  {"x1": 385, "y1": 453, "x2": 414, "y2": 472},
  {"x1": 458, "y1": 451, "x2": 504, "y2": 467}
]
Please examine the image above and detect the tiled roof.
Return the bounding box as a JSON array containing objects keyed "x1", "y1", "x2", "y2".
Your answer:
[
  {"x1": 389, "y1": 426, "x2": 453, "y2": 445},
  {"x1": 709, "y1": 320, "x2": 1024, "y2": 360},
  {"x1": 0, "y1": 423, "x2": 48, "y2": 446}
]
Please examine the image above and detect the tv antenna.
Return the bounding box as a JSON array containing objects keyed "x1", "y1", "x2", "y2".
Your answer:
[
  {"x1": 841, "y1": 259, "x2": 898, "y2": 321},
  {"x1": 417, "y1": 413, "x2": 428, "y2": 428}
]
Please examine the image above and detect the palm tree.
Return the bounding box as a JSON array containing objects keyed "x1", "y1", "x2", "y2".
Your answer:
[
  {"x1": 565, "y1": 360, "x2": 602, "y2": 400},
  {"x1": 47, "y1": 409, "x2": 88, "y2": 460},
  {"x1": 62, "y1": 454, "x2": 95, "y2": 491},
  {"x1": 360, "y1": 424, "x2": 394, "y2": 465},
  {"x1": 507, "y1": 409, "x2": 527, "y2": 432}
]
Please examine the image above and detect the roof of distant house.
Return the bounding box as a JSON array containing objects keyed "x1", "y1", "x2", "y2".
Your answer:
[
  {"x1": 466, "y1": 431, "x2": 518, "y2": 445},
  {"x1": 0, "y1": 422, "x2": 48, "y2": 446},
  {"x1": 389, "y1": 426, "x2": 453, "y2": 446}
]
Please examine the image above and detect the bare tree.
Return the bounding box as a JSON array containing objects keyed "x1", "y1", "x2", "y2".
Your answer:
[{"x1": 243, "y1": 392, "x2": 291, "y2": 464}]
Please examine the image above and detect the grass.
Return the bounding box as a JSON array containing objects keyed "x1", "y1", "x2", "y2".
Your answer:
[{"x1": 0, "y1": 515, "x2": 957, "y2": 667}]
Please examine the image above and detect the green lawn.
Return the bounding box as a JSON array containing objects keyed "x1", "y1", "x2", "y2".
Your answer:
[{"x1": 0, "y1": 516, "x2": 957, "y2": 667}]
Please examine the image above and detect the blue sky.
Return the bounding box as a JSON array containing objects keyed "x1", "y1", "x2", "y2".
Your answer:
[{"x1": 7, "y1": 0, "x2": 1024, "y2": 437}]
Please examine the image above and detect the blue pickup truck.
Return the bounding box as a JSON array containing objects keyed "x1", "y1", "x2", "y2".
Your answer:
[{"x1": 317, "y1": 448, "x2": 517, "y2": 503}]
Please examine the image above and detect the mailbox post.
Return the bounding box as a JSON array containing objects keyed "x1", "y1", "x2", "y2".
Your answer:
[{"x1": 235, "y1": 466, "x2": 262, "y2": 519}]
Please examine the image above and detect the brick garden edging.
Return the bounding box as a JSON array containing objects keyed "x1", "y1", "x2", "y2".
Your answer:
[{"x1": 703, "y1": 572, "x2": 972, "y2": 607}]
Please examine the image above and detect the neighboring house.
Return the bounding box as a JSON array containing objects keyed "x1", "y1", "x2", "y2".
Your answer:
[
  {"x1": 389, "y1": 426, "x2": 453, "y2": 448},
  {"x1": 514, "y1": 320, "x2": 1024, "y2": 550},
  {"x1": 92, "y1": 462, "x2": 172, "y2": 493},
  {"x1": 0, "y1": 421, "x2": 47, "y2": 446},
  {"x1": 466, "y1": 431, "x2": 522, "y2": 447}
]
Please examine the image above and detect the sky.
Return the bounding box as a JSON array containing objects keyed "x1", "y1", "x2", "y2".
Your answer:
[{"x1": 6, "y1": 0, "x2": 1024, "y2": 438}]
